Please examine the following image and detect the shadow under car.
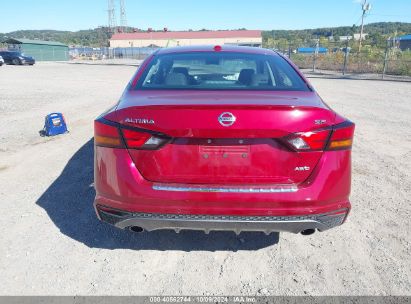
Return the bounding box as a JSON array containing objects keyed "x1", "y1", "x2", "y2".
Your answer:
[{"x1": 36, "y1": 138, "x2": 279, "y2": 251}]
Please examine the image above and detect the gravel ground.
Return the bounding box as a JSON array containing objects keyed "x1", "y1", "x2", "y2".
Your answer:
[{"x1": 0, "y1": 63, "x2": 410, "y2": 296}]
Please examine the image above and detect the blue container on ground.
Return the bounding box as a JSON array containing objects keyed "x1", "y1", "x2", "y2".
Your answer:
[{"x1": 42, "y1": 113, "x2": 68, "y2": 136}]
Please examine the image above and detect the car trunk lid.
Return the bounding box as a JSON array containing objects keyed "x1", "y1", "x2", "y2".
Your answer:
[{"x1": 113, "y1": 91, "x2": 336, "y2": 184}]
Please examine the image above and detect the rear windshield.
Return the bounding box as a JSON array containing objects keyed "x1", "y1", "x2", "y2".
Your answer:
[{"x1": 135, "y1": 52, "x2": 309, "y2": 91}]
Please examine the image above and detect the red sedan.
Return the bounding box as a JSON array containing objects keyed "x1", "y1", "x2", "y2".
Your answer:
[{"x1": 94, "y1": 45, "x2": 354, "y2": 236}]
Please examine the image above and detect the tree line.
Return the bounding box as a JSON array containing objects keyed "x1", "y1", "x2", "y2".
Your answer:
[{"x1": 0, "y1": 22, "x2": 410, "y2": 49}]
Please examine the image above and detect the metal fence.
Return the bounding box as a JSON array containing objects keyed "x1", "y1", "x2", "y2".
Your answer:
[
  {"x1": 67, "y1": 44, "x2": 411, "y2": 80},
  {"x1": 274, "y1": 41, "x2": 411, "y2": 79},
  {"x1": 69, "y1": 47, "x2": 159, "y2": 60},
  {"x1": 289, "y1": 51, "x2": 411, "y2": 79}
]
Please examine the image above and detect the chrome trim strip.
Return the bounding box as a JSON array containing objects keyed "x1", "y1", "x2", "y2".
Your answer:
[{"x1": 152, "y1": 184, "x2": 298, "y2": 193}]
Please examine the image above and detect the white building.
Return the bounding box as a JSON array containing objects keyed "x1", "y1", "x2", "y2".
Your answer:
[{"x1": 109, "y1": 30, "x2": 262, "y2": 48}]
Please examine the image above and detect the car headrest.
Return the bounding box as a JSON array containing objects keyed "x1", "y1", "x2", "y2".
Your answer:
[
  {"x1": 172, "y1": 67, "x2": 189, "y2": 76},
  {"x1": 165, "y1": 73, "x2": 188, "y2": 86},
  {"x1": 238, "y1": 69, "x2": 255, "y2": 86}
]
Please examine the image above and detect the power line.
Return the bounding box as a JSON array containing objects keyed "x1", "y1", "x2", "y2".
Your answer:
[
  {"x1": 367, "y1": 13, "x2": 410, "y2": 17},
  {"x1": 354, "y1": 15, "x2": 363, "y2": 26}
]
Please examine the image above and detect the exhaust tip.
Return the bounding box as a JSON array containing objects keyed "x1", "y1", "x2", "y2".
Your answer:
[
  {"x1": 129, "y1": 226, "x2": 144, "y2": 233},
  {"x1": 301, "y1": 229, "x2": 315, "y2": 236}
]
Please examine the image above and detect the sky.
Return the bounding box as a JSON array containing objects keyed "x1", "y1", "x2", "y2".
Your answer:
[{"x1": 0, "y1": 0, "x2": 410, "y2": 33}]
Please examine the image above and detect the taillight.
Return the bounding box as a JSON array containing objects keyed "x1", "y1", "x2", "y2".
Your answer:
[
  {"x1": 121, "y1": 128, "x2": 151, "y2": 148},
  {"x1": 284, "y1": 129, "x2": 331, "y2": 151},
  {"x1": 94, "y1": 119, "x2": 124, "y2": 148},
  {"x1": 121, "y1": 128, "x2": 170, "y2": 149},
  {"x1": 283, "y1": 120, "x2": 355, "y2": 152},
  {"x1": 327, "y1": 121, "x2": 355, "y2": 151},
  {"x1": 94, "y1": 118, "x2": 170, "y2": 150}
]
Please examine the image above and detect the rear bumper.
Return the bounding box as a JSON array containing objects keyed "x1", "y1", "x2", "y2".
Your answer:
[
  {"x1": 96, "y1": 205, "x2": 349, "y2": 234},
  {"x1": 19, "y1": 59, "x2": 35, "y2": 65},
  {"x1": 94, "y1": 146, "x2": 352, "y2": 233}
]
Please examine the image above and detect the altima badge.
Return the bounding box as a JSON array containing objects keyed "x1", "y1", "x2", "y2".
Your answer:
[
  {"x1": 218, "y1": 112, "x2": 236, "y2": 127},
  {"x1": 125, "y1": 118, "x2": 155, "y2": 124}
]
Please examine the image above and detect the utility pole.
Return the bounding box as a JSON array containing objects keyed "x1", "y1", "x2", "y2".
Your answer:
[
  {"x1": 312, "y1": 38, "x2": 319, "y2": 72},
  {"x1": 342, "y1": 38, "x2": 350, "y2": 75},
  {"x1": 358, "y1": 0, "x2": 371, "y2": 53},
  {"x1": 382, "y1": 38, "x2": 390, "y2": 79},
  {"x1": 119, "y1": 0, "x2": 128, "y2": 33}
]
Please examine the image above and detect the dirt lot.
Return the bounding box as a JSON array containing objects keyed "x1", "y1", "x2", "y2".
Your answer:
[{"x1": 0, "y1": 63, "x2": 410, "y2": 296}]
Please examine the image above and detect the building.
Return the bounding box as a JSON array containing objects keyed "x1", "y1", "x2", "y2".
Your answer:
[
  {"x1": 353, "y1": 33, "x2": 368, "y2": 41},
  {"x1": 339, "y1": 36, "x2": 352, "y2": 41},
  {"x1": 339, "y1": 33, "x2": 368, "y2": 41},
  {"x1": 395, "y1": 34, "x2": 411, "y2": 51},
  {"x1": 4, "y1": 38, "x2": 69, "y2": 61},
  {"x1": 109, "y1": 30, "x2": 262, "y2": 48},
  {"x1": 297, "y1": 47, "x2": 328, "y2": 54}
]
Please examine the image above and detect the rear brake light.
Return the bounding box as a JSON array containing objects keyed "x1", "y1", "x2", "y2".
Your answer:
[
  {"x1": 327, "y1": 121, "x2": 355, "y2": 151},
  {"x1": 121, "y1": 128, "x2": 170, "y2": 150},
  {"x1": 283, "y1": 120, "x2": 355, "y2": 152},
  {"x1": 94, "y1": 119, "x2": 124, "y2": 148},
  {"x1": 95, "y1": 118, "x2": 171, "y2": 150},
  {"x1": 284, "y1": 129, "x2": 331, "y2": 151},
  {"x1": 121, "y1": 129, "x2": 151, "y2": 148}
]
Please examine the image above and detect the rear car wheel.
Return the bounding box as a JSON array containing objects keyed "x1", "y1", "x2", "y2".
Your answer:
[{"x1": 12, "y1": 58, "x2": 21, "y2": 65}]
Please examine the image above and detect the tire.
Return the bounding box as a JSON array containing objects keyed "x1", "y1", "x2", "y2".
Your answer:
[{"x1": 12, "y1": 58, "x2": 21, "y2": 65}]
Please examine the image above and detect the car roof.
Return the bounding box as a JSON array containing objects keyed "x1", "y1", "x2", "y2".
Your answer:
[{"x1": 156, "y1": 45, "x2": 278, "y2": 56}]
